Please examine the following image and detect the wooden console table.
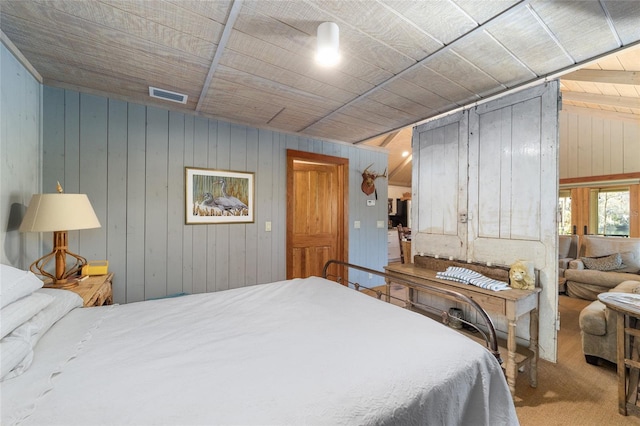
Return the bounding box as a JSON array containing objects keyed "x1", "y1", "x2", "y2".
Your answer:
[
  {"x1": 384, "y1": 263, "x2": 541, "y2": 397},
  {"x1": 598, "y1": 292, "x2": 640, "y2": 417}
]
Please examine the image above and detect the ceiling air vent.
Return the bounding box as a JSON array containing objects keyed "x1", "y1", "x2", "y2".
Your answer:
[{"x1": 149, "y1": 86, "x2": 188, "y2": 104}]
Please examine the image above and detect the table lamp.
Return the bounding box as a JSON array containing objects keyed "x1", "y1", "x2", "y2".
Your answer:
[{"x1": 19, "y1": 182, "x2": 101, "y2": 289}]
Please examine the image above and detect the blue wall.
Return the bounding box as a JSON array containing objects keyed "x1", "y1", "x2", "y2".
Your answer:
[
  {"x1": 0, "y1": 43, "x2": 42, "y2": 268},
  {"x1": 41, "y1": 87, "x2": 389, "y2": 303}
]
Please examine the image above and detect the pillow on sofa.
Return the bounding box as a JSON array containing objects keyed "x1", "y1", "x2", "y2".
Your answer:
[
  {"x1": 618, "y1": 252, "x2": 640, "y2": 274},
  {"x1": 581, "y1": 253, "x2": 622, "y2": 271}
]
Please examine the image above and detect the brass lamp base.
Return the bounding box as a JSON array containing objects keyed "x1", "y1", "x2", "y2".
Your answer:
[{"x1": 29, "y1": 230, "x2": 87, "y2": 289}]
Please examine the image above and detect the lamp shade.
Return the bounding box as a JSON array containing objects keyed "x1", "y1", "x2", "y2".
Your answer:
[
  {"x1": 316, "y1": 22, "x2": 340, "y2": 67},
  {"x1": 19, "y1": 193, "x2": 101, "y2": 232}
]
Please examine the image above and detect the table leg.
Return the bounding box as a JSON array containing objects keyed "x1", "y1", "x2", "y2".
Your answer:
[
  {"x1": 617, "y1": 312, "x2": 627, "y2": 415},
  {"x1": 407, "y1": 287, "x2": 414, "y2": 310},
  {"x1": 528, "y1": 308, "x2": 539, "y2": 388},
  {"x1": 384, "y1": 278, "x2": 391, "y2": 303},
  {"x1": 627, "y1": 317, "x2": 640, "y2": 407},
  {"x1": 507, "y1": 320, "x2": 518, "y2": 396}
]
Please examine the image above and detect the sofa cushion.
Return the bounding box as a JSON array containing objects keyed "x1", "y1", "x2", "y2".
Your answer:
[
  {"x1": 568, "y1": 259, "x2": 585, "y2": 270},
  {"x1": 581, "y1": 235, "x2": 640, "y2": 259},
  {"x1": 579, "y1": 301, "x2": 607, "y2": 335},
  {"x1": 619, "y1": 252, "x2": 640, "y2": 274},
  {"x1": 565, "y1": 268, "x2": 639, "y2": 288},
  {"x1": 611, "y1": 280, "x2": 640, "y2": 294},
  {"x1": 581, "y1": 253, "x2": 622, "y2": 271}
]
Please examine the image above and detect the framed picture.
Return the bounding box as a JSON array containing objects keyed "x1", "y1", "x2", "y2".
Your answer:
[{"x1": 185, "y1": 167, "x2": 255, "y2": 224}]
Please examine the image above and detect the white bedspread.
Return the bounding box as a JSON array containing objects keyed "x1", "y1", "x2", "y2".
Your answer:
[{"x1": 3, "y1": 277, "x2": 518, "y2": 425}]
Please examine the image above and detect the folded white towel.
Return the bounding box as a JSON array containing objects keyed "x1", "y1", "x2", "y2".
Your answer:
[{"x1": 436, "y1": 267, "x2": 510, "y2": 292}]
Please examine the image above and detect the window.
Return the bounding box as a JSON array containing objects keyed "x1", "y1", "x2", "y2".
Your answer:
[
  {"x1": 590, "y1": 187, "x2": 630, "y2": 236},
  {"x1": 558, "y1": 190, "x2": 572, "y2": 235}
]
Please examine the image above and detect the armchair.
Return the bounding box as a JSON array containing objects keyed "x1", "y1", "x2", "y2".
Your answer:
[{"x1": 579, "y1": 280, "x2": 640, "y2": 365}]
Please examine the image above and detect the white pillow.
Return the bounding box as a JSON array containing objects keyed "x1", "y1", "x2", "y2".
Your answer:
[
  {"x1": 0, "y1": 337, "x2": 32, "y2": 381},
  {"x1": 11, "y1": 288, "x2": 83, "y2": 347},
  {"x1": 1, "y1": 264, "x2": 44, "y2": 308},
  {"x1": 0, "y1": 292, "x2": 54, "y2": 339},
  {"x1": 619, "y1": 252, "x2": 640, "y2": 274}
]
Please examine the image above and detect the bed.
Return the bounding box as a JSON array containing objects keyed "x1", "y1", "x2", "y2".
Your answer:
[{"x1": 1, "y1": 262, "x2": 518, "y2": 425}]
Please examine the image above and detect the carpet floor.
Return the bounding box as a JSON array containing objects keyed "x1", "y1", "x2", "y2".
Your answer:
[{"x1": 515, "y1": 295, "x2": 640, "y2": 425}]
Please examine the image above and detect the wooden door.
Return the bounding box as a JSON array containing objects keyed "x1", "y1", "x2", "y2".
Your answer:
[
  {"x1": 412, "y1": 82, "x2": 559, "y2": 362},
  {"x1": 286, "y1": 150, "x2": 348, "y2": 281},
  {"x1": 412, "y1": 111, "x2": 469, "y2": 260}
]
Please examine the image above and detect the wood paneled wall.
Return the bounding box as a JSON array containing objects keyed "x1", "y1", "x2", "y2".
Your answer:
[
  {"x1": 0, "y1": 43, "x2": 42, "y2": 268},
  {"x1": 559, "y1": 108, "x2": 640, "y2": 179},
  {"x1": 559, "y1": 108, "x2": 640, "y2": 238},
  {"x1": 42, "y1": 87, "x2": 389, "y2": 304}
]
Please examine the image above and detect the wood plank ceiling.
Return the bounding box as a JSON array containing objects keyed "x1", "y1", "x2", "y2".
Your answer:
[
  {"x1": 2, "y1": 0, "x2": 639, "y2": 187},
  {"x1": 366, "y1": 44, "x2": 640, "y2": 187}
]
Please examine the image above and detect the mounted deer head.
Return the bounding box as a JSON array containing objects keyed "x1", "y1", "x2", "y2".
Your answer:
[{"x1": 361, "y1": 164, "x2": 387, "y2": 197}]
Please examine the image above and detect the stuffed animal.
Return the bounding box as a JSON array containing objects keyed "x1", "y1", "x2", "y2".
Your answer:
[{"x1": 509, "y1": 260, "x2": 535, "y2": 290}]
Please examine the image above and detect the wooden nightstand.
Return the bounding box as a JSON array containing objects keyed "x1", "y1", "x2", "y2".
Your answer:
[{"x1": 70, "y1": 273, "x2": 114, "y2": 307}]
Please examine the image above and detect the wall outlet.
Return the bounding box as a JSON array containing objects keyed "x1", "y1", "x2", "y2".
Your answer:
[
  {"x1": 368, "y1": 273, "x2": 373, "y2": 279},
  {"x1": 376, "y1": 220, "x2": 385, "y2": 228},
  {"x1": 354, "y1": 220, "x2": 361, "y2": 229}
]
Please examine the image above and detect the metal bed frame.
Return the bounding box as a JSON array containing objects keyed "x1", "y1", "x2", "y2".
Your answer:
[{"x1": 322, "y1": 260, "x2": 502, "y2": 364}]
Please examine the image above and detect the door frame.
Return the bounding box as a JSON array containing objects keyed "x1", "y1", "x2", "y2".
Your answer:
[{"x1": 286, "y1": 149, "x2": 349, "y2": 281}]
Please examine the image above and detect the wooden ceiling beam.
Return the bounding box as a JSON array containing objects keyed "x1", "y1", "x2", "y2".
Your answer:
[
  {"x1": 562, "y1": 91, "x2": 640, "y2": 109},
  {"x1": 380, "y1": 131, "x2": 400, "y2": 147},
  {"x1": 354, "y1": 129, "x2": 401, "y2": 146},
  {"x1": 389, "y1": 154, "x2": 412, "y2": 180},
  {"x1": 562, "y1": 69, "x2": 640, "y2": 85},
  {"x1": 196, "y1": 0, "x2": 243, "y2": 112}
]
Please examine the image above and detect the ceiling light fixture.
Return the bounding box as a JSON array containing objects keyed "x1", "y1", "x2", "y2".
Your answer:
[{"x1": 316, "y1": 22, "x2": 340, "y2": 67}]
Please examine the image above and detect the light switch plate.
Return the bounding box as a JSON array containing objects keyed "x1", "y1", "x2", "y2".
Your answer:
[
  {"x1": 377, "y1": 220, "x2": 385, "y2": 228},
  {"x1": 366, "y1": 199, "x2": 375, "y2": 206},
  {"x1": 354, "y1": 220, "x2": 361, "y2": 229},
  {"x1": 265, "y1": 221, "x2": 272, "y2": 232}
]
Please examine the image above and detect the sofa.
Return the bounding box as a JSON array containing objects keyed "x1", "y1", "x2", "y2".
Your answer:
[
  {"x1": 579, "y1": 280, "x2": 640, "y2": 365},
  {"x1": 565, "y1": 235, "x2": 640, "y2": 301}
]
